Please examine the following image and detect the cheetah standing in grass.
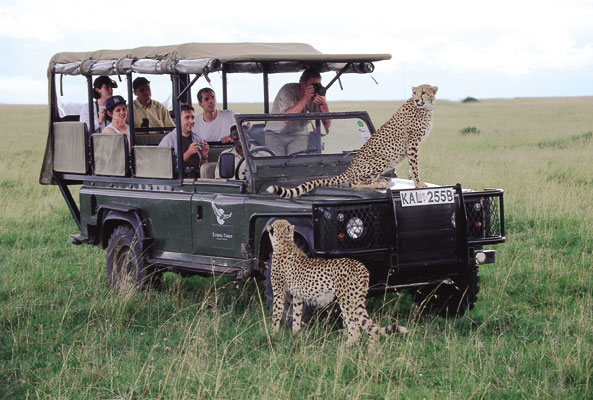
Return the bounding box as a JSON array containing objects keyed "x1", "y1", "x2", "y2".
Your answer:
[
  {"x1": 266, "y1": 219, "x2": 407, "y2": 345},
  {"x1": 268, "y1": 84, "x2": 438, "y2": 198}
]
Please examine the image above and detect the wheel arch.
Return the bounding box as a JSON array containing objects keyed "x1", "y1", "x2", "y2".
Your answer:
[
  {"x1": 255, "y1": 216, "x2": 314, "y2": 263},
  {"x1": 98, "y1": 206, "x2": 152, "y2": 252}
]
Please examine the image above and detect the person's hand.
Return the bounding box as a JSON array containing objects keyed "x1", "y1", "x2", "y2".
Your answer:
[
  {"x1": 97, "y1": 109, "x2": 106, "y2": 124},
  {"x1": 221, "y1": 135, "x2": 233, "y2": 144},
  {"x1": 313, "y1": 94, "x2": 327, "y2": 106},
  {"x1": 199, "y1": 141, "x2": 210, "y2": 164},
  {"x1": 183, "y1": 142, "x2": 200, "y2": 161},
  {"x1": 302, "y1": 84, "x2": 316, "y2": 100}
]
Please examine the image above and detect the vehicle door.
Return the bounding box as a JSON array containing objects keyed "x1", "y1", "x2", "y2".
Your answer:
[{"x1": 190, "y1": 181, "x2": 247, "y2": 260}]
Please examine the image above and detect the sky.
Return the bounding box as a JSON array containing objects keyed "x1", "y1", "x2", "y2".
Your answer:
[{"x1": 1, "y1": 0, "x2": 592, "y2": 105}]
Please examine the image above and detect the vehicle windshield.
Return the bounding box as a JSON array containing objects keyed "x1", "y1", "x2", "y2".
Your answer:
[{"x1": 237, "y1": 112, "x2": 374, "y2": 160}]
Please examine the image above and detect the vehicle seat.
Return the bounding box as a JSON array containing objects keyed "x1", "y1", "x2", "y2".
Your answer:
[
  {"x1": 200, "y1": 162, "x2": 217, "y2": 179},
  {"x1": 134, "y1": 146, "x2": 174, "y2": 179},
  {"x1": 91, "y1": 133, "x2": 129, "y2": 176},
  {"x1": 52, "y1": 121, "x2": 88, "y2": 174}
]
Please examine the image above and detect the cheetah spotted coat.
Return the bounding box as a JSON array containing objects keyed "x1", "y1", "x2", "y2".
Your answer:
[
  {"x1": 266, "y1": 219, "x2": 407, "y2": 345},
  {"x1": 268, "y1": 84, "x2": 438, "y2": 198}
]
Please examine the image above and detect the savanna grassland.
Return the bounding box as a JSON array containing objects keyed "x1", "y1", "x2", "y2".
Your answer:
[{"x1": 1, "y1": 97, "x2": 592, "y2": 399}]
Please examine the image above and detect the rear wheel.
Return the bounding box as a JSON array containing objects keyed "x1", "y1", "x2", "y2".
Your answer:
[
  {"x1": 105, "y1": 225, "x2": 161, "y2": 292},
  {"x1": 413, "y1": 264, "x2": 480, "y2": 317}
]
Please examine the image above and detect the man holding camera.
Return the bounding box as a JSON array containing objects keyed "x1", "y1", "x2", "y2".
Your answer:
[{"x1": 265, "y1": 68, "x2": 330, "y2": 155}]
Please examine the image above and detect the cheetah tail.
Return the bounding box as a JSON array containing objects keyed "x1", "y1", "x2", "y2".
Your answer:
[
  {"x1": 266, "y1": 174, "x2": 348, "y2": 198},
  {"x1": 380, "y1": 321, "x2": 408, "y2": 335}
]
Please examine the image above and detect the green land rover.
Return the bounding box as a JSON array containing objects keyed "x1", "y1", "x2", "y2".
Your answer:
[{"x1": 40, "y1": 43, "x2": 505, "y2": 317}]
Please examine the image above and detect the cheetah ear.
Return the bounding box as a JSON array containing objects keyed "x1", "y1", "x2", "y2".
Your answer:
[
  {"x1": 288, "y1": 225, "x2": 294, "y2": 237},
  {"x1": 266, "y1": 225, "x2": 273, "y2": 235},
  {"x1": 432, "y1": 86, "x2": 438, "y2": 94}
]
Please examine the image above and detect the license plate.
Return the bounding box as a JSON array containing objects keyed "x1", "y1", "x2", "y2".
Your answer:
[{"x1": 400, "y1": 187, "x2": 455, "y2": 207}]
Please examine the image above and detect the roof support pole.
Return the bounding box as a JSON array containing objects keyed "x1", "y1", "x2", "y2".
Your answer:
[
  {"x1": 222, "y1": 71, "x2": 228, "y2": 110},
  {"x1": 263, "y1": 68, "x2": 270, "y2": 114},
  {"x1": 173, "y1": 74, "x2": 184, "y2": 182},
  {"x1": 177, "y1": 73, "x2": 201, "y2": 102},
  {"x1": 87, "y1": 76, "x2": 96, "y2": 134},
  {"x1": 126, "y1": 73, "x2": 136, "y2": 148},
  {"x1": 126, "y1": 73, "x2": 136, "y2": 176}
]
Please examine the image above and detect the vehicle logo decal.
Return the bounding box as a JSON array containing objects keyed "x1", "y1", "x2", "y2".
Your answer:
[{"x1": 211, "y1": 203, "x2": 232, "y2": 225}]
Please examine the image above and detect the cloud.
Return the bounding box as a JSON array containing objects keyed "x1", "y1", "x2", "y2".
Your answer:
[
  {"x1": 0, "y1": 76, "x2": 47, "y2": 104},
  {"x1": 432, "y1": 30, "x2": 593, "y2": 77}
]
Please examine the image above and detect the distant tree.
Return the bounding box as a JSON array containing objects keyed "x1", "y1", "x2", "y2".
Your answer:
[
  {"x1": 460, "y1": 126, "x2": 480, "y2": 135},
  {"x1": 462, "y1": 96, "x2": 479, "y2": 103}
]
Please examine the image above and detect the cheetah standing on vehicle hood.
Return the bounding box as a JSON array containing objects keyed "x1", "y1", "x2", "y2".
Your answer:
[
  {"x1": 266, "y1": 219, "x2": 407, "y2": 345},
  {"x1": 268, "y1": 84, "x2": 438, "y2": 198}
]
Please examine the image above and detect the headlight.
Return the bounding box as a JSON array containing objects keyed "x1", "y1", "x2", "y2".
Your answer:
[{"x1": 346, "y1": 217, "x2": 364, "y2": 239}]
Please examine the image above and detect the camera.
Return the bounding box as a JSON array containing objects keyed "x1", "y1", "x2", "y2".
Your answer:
[
  {"x1": 141, "y1": 118, "x2": 149, "y2": 128},
  {"x1": 312, "y1": 82, "x2": 326, "y2": 96}
]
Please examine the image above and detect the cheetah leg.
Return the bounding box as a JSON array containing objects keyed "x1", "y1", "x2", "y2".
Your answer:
[
  {"x1": 271, "y1": 276, "x2": 286, "y2": 335},
  {"x1": 339, "y1": 299, "x2": 361, "y2": 346},
  {"x1": 351, "y1": 176, "x2": 390, "y2": 190},
  {"x1": 406, "y1": 146, "x2": 427, "y2": 188},
  {"x1": 292, "y1": 297, "x2": 304, "y2": 333},
  {"x1": 356, "y1": 305, "x2": 380, "y2": 345}
]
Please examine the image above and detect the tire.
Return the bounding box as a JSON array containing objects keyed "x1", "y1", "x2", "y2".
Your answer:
[
  {"x1": 413, "y1": 263, "x2": 480, "y2": 317},
  {"x1": 105, "y1": 225, "x2": 161, "y2": 292},
  {"x1": 263, "y1": 235, "x2": 316, "y2": 329}
]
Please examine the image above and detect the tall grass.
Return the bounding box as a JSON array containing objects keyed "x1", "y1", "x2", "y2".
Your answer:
[{"x1": 1, "y1": 98, "x2": 592, "y2": 398}]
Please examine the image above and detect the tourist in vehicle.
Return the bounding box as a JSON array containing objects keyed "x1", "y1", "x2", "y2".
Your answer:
[
  {"x1": 102, "y1": 95, "x2": 130, "y2": 141},
  {"x1": 264, "y1": 68, "x2": 331, "y2": 155},
  {"x1": 130, "y1": 77, "x2": 174, "y2": 130},
  {"x1": 194, "y1": 88, "x2": 235, "y2": 143},
  {"x1": 215, "y1": 125, "x2": 246, "y2": 179},
  {"x1": 158, "y1": 104, "x2": 209, "y2": 177},
  {"x1": 79, "y1": 76, "x2": 118, "y2": 133}
]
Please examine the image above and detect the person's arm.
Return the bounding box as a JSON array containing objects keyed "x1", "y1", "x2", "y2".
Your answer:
[
  {"x1": 79, "y1": 104, "x2": 92, "y2": 131},
  {"x1": 161, "y1": 103, "x2": 174, "y2": 126},
  {"x1": 315, "y1": 95, "x2": 331, "y2": 132},
  {"x1": 282, "y1": 84, "x2": 315, "y2": 114},
  {"x1": 102, "y1": 126, "x2": 115, "y2": 134}
]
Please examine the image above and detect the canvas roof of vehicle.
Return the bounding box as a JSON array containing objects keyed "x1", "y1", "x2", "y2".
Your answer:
[{"x1": 49, "y1": 42, "x2": 391, "y2": 76}]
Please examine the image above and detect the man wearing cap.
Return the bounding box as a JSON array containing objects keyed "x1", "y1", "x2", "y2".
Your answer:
[
  {"x1": 130, "y1": 77, "x2": 174, "y2": 130},
  {"x1": 80, "y1": 76, "x2": 118, "y2": 133}
]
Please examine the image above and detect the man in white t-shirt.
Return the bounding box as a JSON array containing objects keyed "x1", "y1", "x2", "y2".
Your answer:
[{"x1": 194, "y1": 88, "x2": 235, "y2": 143}]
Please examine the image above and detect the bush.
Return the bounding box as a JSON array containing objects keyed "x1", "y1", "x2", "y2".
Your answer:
[
  {"x1": 462, "y1": 96, "x2": 479, "y2": 103},
  {"x1": 460, "y1": 126, "x2": 480, "y2": 135}
]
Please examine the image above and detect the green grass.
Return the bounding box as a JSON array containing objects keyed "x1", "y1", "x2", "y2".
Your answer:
[{"x1": 2, "y1": 98, "x2": 593, "y2": 398}]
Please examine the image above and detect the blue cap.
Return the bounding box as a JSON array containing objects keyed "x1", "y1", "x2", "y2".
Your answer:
[{"x1": 105, "y1": 95, "x2": 126, "y2": 111}]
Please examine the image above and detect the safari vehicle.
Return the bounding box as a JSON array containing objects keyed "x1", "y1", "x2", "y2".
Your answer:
[{"x1": 40, "y1": 42, "x2": 505, "y2": 317}]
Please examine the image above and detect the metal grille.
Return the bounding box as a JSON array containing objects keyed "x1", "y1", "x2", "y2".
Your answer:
[
  {"x1": 313, "y1": 202, "x2": 393, "y2": 253},
  {"x1": 393, "y1": 199, "x2": 458, "y2": 264},
  {"x1": 464, "y1": 192, "x2": 504, "y2": 243}
]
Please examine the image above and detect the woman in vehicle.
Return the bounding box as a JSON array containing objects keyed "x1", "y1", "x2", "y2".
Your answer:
[
  {"x1": 80, "y1": 76, "x2": 117, "y2": 133},
  {"x1": 102, "y1": 96, "x2": 130, "y2": 144}
]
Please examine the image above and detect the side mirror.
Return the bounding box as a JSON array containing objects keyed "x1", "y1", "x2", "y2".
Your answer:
[{"x1": 219, "y1": 153, "x2": 235, "y2": 179}]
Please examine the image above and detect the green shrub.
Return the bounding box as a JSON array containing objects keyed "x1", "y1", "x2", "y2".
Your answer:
[
  {"x1": 462, "y1": 96, "x2": 479, "y2": 103},
  {"x1": 460, "y1": 126, "x2": 480, "y2": 135}
]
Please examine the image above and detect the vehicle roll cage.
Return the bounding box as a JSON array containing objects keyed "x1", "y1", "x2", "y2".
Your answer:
[{"x1": 43, "y1": 43, "x2": 392, "y2": 227}]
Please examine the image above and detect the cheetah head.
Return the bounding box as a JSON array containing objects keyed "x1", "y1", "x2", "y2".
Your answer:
[
  {"x1": 412, "y1": 84, "x2": 438, "y2": 111},
  {"x1": 266, "y1": 219, "x2": 295, "y2": 250}
]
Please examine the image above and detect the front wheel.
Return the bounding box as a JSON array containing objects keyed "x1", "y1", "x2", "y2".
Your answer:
[
  {"x1": 413, "y1": 264, "x2": 480, "y2": 317},
  {"x1": 105, "y1": 225, "x2": 161, "y2": 292}
]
